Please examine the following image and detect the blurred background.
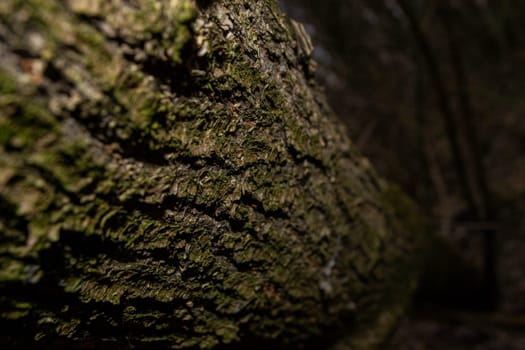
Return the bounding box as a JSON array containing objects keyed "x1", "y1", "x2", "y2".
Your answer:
[{"x1": 279, "y1": 0, "x2": 525, "y2": 349}]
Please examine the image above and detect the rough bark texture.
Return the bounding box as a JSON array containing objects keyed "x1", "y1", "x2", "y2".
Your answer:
[{"x1": 0, "y1": 0, "x2": 422, "y2": 348}]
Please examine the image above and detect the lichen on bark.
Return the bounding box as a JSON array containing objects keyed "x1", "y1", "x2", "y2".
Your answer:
[{"x1": 0, "y1": 0, "x2": 423, "y2": 348}]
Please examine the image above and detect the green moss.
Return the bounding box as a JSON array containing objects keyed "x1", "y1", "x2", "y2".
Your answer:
[
  {"x1": 0, "y1": 100, "x2": 56, "y2": 149},
  {"x1": 0, "y1": 0, "x2": 423, "y2": 347},
  {"x1": 0, "y1": 261, "x2": 25, "y2": 282},
  {"x1": 0, "y1": 126, "x2": 14, "y2": 145},
  {"x1": 0, "y1": 69, "x2": 17, "y2": 94},
  {"x1": 169, "y1": 0, "x2": 198, "y2": 63}
]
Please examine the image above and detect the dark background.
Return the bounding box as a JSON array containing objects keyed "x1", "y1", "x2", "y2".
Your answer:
[{"x1": 280, "y1": 1, "x2": 525, "y2": 349}]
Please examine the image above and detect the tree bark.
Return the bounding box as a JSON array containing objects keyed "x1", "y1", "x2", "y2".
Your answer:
[{"x1": 0, "y1": 0, "x2": 422, "y2": 348}]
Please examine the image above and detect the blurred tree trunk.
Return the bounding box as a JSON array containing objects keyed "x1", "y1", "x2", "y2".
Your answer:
[{"x1": 0, "y1": 0, "x2": 422, "y2": 349}]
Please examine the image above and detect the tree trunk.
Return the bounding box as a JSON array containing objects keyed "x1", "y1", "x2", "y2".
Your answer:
[{"x1": 0, "y1": 0, "x2": 422, "y2": 348}]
